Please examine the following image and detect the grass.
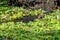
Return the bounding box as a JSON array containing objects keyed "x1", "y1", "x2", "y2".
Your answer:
[{"x1": 0, "y1": 0, "x2": 60, "y2": 40}]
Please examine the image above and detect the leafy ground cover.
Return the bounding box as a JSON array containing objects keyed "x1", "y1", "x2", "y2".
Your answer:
[{"x1": 0, "y1": 0, "x2": 60, "y2": 40}]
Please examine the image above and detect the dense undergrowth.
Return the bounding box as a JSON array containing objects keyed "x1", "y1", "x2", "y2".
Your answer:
[{"x1": 0, "y1": 0, "x2": 60, "y2": 40}]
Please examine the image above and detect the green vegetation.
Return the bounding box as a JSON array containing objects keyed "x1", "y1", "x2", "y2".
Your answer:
[{"x1": 0, "y1": 0, "x2": 60, "y2": 40}]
